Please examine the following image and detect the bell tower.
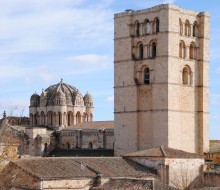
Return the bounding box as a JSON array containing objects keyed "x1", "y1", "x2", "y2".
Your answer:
[{"x1": 114, "y1": 4, "x2": 210, "y2": 156}]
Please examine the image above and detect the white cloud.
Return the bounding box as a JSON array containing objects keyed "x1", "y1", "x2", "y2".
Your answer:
[
  {"x1": 0, "y1": 64, "x2": 55, "y2": 84},
  {"x1": 0, "y1": 0, "x2": 114, "y2": 54},
  {"x1": 106, "y1": 96, "x2": 114, "y2": 103},
  {"x1": 66, "y1": 54, "x2": 113, "y2": 74}
]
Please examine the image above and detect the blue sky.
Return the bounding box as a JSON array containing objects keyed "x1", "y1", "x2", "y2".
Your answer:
[{"x1": 0, "y1": 0, "x2": 219, "y2": 139}]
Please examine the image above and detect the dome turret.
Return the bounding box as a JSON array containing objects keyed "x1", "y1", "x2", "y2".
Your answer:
[
  {"x1": 84, "y1": 91, "x2": 93, "y2": 107},
  {"x1": 30, "y1": 92, "x2": 40, "y2": 107}
]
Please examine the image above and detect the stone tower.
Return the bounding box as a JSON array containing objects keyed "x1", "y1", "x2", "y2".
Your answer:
[{"x1": 114, "y1": 4, "x2": 210, "y2": 156}]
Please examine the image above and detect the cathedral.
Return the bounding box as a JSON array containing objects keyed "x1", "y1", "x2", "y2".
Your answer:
[{"x1": 0, "y1": 4, "x2": 216, "y2": 190}]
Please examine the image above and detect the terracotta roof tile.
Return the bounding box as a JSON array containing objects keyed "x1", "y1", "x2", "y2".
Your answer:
[
  {"x1": 12, "y1": 157, "x2": 155, "y2": 179},
  {"x1": 124, "y1": 146, "x2": 203, "y2": 159},
  {"x1": 76, "y1": 157, "x2": 155, "y2": 178}
]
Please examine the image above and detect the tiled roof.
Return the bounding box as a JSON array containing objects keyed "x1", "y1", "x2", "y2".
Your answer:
[
  {"x1": 12, "y1": 158, "x2": 95, "y2": 179},
  {"x1": 0, "y1": 117, "x2": 30, "y2": 126},
  {"x1": 96, "y1": 179, "x2": 178, "y2": 190},
  {"x1": 124, "y1": 146, "x2": 203, "y2": 159},
  {"x1": 12, "y1": 157, "x2": 155, "y2": 179},
  {"x1": 76, "y1": 157, "x2": 155, "y2": 178},
  {"x1": 62, "y1": 121, "x2": 114, "y2": 130},
  {"x1": 208, "y1": 140, "x2": 220, "y2": 153}
]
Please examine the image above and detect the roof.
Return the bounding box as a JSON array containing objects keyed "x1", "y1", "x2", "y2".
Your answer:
[
  {"x1": 11, "y1": 157, "x2": 155, "y2": 180},
  {"x1": 208, "y1": 140, "x2": 220, "y2": 153},
  {"x1": 62, "y1": 121, "x2": 114, "y2": 130},
  {"x1": 124, "y1": 146, "x2": 204, "y2": 159},
  {"x1": 0, "y1": 117, "x2": 30, "y2": 126},
  {"x1": 43, "y1": 79, "x2": 83, "y2": 106},
  {"x1": 98, "y1": 179, "x2": 178, "y2": 190}
]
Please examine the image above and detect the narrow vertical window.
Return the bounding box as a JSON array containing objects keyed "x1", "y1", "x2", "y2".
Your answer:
[
  {"x1": 50, "y1": 113, "x2": 53, "y2": 126},
  {"x1": 182, "y1": 66, "x2": 191, "y2": 85},
  {"x1": 135, "y1": 21, "x2": 140, "y2": 36},
  {"x1": 144, "y1": 68, "x2": 150, "y2": 84},
  {"x1": 59, "y1": 112, "x2": 61, "y2": 125},
  {"x1": 189, "y1": 42, "x2": 196, "y2": 60},
  {"x1": 193, "y1": 22, "x2": 198, "y2": 37},
  {"x1": 146, "y1": 19, "x2": 151, "y2": 35},
  {"x1": 139, "y1": 43, "x2": 144, "y2": 59},
  {"x1": 68, "y1": 113, "x2": 71, "y2": 126},
  {"x1": 155, "y1": 18, "x2": 160, "y2": 33},
  {"x1": 185, "y1": 20, "x2": 191, "y2": 36},
  {"x1": 179, "y1": 19, "x2": 183, "y2": 35},
  {"x1": 152, "y1": 42, "x2": 157, "y2": 58},
  {"x1": 179, "y1": 41, "x2": 185, "y2": 59}
]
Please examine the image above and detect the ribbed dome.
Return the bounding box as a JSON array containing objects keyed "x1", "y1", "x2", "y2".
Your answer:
[{"x1": 44, "y1": 79, "x2": 83, "y2": 106}]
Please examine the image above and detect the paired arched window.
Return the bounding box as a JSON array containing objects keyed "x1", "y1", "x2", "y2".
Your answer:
[
  {"x1": 182, "y1": 66, "x2": 191, "y2": 85},
  {"x1": 145, "y1": 19, "x2": 151, "y2": 35},
  {"x1": 155, "y1": 18, "x2": 160, "y2": 33},
  {"x1": 185, "y1": 20, "x2": 191, "y2": 36},
  {"x1": 151, "y1": 42, "x2": 157, "y2": 58},
  {"x1": 193, "y1": 21, "x2": 198, "y2": 37},
  {"x1": 144, "y1": 68, "x2": 150, "y2": 84},
  {"x1": 135, "y1": 20, "x2": 140, "y2": 36},
  {"x1": 189, "y1": 42, "x2": 196, "y2": 60},
  {"x1": 179, "y1": 41, "x2": 186, "y2": 59},
  {"x1": 139, "y1": 43, "x2": 144, "y2": 59}
]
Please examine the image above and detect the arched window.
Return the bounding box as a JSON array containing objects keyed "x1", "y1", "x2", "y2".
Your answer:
[
  {"x1": 152, "y1": 42, "x2": 157, "y2": 58},
  {"x1": 44, "y1": 143, "x2": 47, "y2": 153},
  {"x1": 50, "y1": 113, "x2": 53, "y2": 126},
  {"x1": 67, "y1": 142, "x2": 70, "y2": 150},
  {"x1": 145, "y1": 19, "x2": 151, "y2": 35},
  {"x1": 58, "y1": 112, "x2": 62, "y2": 125},
  {"x1": 90, "y1": 113, "x2": 93, "y2": 122},
  {"x1": 40, "y1": 111, "x2": 45, "y2": 125},
  {"x1": 30, "y1": 114, "x2": 34, "y2": 125},
  {"x1": 34, "y1": 113, "x2": 38, "y2": 125},
  {"x1": 89, "y1": 142, "x2": 93, "y2": 149},
  {"x1": 189, "y1": 42, "x2": 196, "y2": 60},
  {"x1": 182, "y1": 66, "x2": 191, "y2": 85},
  {"x1": 76, "y1": 112, "x2": 81, "y2": 124},
  {"x1": 135, "y1": 20, "x2": 140, "y2": 36},
  {"x1": 144, "y1": 68, "x2": 150, "y2": 84},
  {"x1": 155, "y1": 18, "x2": 160, "y2": 33},
  {"x1": 139, "y1": 43, "x2": 144, "y2": 59},
  {"x1": 193, "y1": 21, "x2": 198, "y2": 37},
  {"x1": 179, "y1": 41, "x2": 186, "y2": 58},
  {"x1": 185, "y1": 20, "x2": 191, "y2": 36},
  {"x1": 179, "y1": 19, "x2": 183, "y2": 35},
  {"x1": 68, "y1": 113, "x2": 71, "y2": 126}
]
